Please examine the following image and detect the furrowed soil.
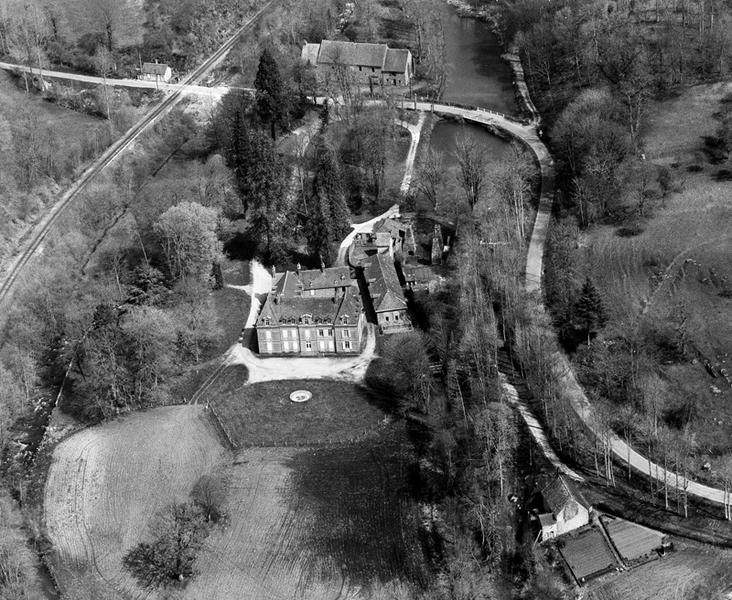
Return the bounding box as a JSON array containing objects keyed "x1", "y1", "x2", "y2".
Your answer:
[
  {"x1": 45, "y1": 400, "x2": 426, "y2": 598},
  {"x1": 44, "y1": 405, "x2": 227, "y2": 599},
  {"x1": 587, "y1": 540, "x2": 732, "y2": 600},
  {"x1": 186, "y1": 426, "x2": 428, "y2": 600}
]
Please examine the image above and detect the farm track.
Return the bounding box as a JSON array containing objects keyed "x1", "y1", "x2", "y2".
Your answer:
[
  {"x1": 0, "y1": 0, "x2": 275, "y2": 313},
  {"x1": 640, "y1": 232, "x2": 732, "y2": 316}
]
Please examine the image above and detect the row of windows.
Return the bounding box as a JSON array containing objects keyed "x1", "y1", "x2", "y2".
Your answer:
[
  {"x1": 263, "y1": 316, "x2": 350, "y2": 326},
  {"x1": 264, "y1": 328, "x2": 351, "y2": 340},
  {"x1": 264, "y1": 340, "x2": 352, "y2": 352}
]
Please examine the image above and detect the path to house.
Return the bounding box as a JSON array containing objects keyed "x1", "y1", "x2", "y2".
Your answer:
[
  {"x1": 397, "y1": 113, "x2": 426, "y2": 194},
  {"x1": 227, "y1": 328, "x2": 376, "y2": 384},
  {"x1": 335, "y1": 204, "x2": 401, "y2": 266},
  {"x1": 243, "y1": 260, "x2": 274, "y2": 329},
  {"x1": 0, "y1": 61, "x2": 247, "y2": 98}
]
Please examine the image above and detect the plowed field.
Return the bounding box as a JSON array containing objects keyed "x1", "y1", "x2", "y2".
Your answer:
[
  {"x1": 44, "y1": 406, "x2": 227, "y2": 599},
  {"x1": 588, "y1": 543, "x2": 732, "y2": 600},
  {"x1": 186, "y1": 429, "x2": 427, "y2": 600},
  {"x1": 45, "y1": 407, "x2": 427, "y2": 599}
]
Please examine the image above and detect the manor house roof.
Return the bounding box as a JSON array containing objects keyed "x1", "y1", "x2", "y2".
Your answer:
[{"x1": 256, "y1": 266, "x2": 360, "y2": 327}]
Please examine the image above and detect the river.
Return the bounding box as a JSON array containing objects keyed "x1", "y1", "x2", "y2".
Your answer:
[{"x1": 430, "y1": 2, "x2": 516, "y2": 163}]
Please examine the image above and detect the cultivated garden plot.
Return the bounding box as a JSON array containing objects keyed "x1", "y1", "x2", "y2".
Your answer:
[
  {"x1": 44, "y1": 405, "x2": 227, "y2": 599},
  {"x1": 587, "y1": 541, "x2": 732, "y2": 600}
]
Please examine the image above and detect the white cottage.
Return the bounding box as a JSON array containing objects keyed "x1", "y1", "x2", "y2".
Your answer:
[
  {"x1": 539, "y1": 476, "x2": 592, "y2": 540},
  {"x1": 140, "y1": 62, "x2": 172, "y2": 83}
]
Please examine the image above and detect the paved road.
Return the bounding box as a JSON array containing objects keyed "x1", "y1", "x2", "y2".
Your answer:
[
  {"x1": 0, "y1": 1, "x2": 274, "y2": 311},
  {"x1": 397, "y1": 113, "x2": 426, "y2": 194},
  {"x1": 407, "y1": 101, "x2": 727, "y2": 507},
  {"x1": 0, "y1": 61, "x2": 249, "y2": 97}
]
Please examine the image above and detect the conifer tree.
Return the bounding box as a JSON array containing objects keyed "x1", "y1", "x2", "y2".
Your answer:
[
  {"x1": 254, "y1": 48, "x2": 286, "y2": 140},
  {"x1": 574, "y1": 277, "x2": 607, "y2": 345},
  {"x1": 305, "y1": 137, "x2": 351, "y2": 264}
]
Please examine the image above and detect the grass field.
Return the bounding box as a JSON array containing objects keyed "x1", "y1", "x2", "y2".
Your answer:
[
  {"x1": 643, "y1": 81, "x2": 732, "y2": 162},
  {"x1": 588, "y1": 541, "x2": 732, "y2": 600},
  {"x1": 185, "y1": 428, "x2": 427, "y2": 600},
  {"x1": 44, "y1": 405, "x2": 228, "y2": 599},
  {"x1": 207, "y1": 376, "x2": 389, "y2": 447},
  {"x1": 575, "y1": 81, "x2": 732, "y2": 463}
]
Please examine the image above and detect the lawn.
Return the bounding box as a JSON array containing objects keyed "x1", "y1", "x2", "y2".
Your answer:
[{"x1": 207, "y1": 376, "x2": 390, "y2": 447}]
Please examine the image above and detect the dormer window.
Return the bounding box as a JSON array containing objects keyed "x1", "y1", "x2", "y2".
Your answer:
[
  {"x1": 264, "y1": 317, "x2": 271, "y2": 326},
  {"x1": 301, "y1": 314, "x2": 311, "y2": 325},
  {"x1": 342, "y1": 316, "x2": 349, "y2": 324}
]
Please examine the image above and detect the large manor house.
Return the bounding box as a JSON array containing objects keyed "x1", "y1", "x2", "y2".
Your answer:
[{"x1": 255, "y1": 214, "x2": 424, "y2": 356}]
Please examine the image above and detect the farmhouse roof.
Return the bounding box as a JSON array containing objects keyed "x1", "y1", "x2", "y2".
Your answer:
[
  {"x1": 383, "y1": 48, "x2": 411, "y2": 73},
  {"x1": 301, "y1": 42, "x2": 320, "y2": 66},
  {"x1": 317, "y1": 40, "x2": 388, "y2": 68},
  {"x1": 542, "y1": 475, "x2": 591, "y2": 516},
  {"x1": 142, "y1": 62, "x2": 170, "y2": 75},
  {"x1": 365, "y1": 252, "x2": 407, "y2": 313}
]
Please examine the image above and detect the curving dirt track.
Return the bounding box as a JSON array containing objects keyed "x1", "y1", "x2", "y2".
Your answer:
[{"x1": 44, "y1": 406, "x2": 227, "y2": 599}]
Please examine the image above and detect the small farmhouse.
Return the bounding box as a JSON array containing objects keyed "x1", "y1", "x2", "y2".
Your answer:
[
  {"x1": 539, "y1": 475, "x2": 592, "y2": 540},
  {"x1": 140, "y1": 62, "x2": 172, "y2": 83},
  {"x1": 255, "y1": 265, "x2": 365, "y2": 355},
  {"x1": 301, "y1": 40, "x2": 414, "y2": 86}
]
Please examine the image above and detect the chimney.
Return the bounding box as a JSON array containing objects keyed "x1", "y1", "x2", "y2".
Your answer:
[
  {"x1": 320, "y1": 258, "x2": 325, "y2": 272},
  {"x1": 271, "y1": 265, "x2": 276, "y2": 278},
  {"x1": 296, "y1": 262, "x2": 301, "y2": 275}
]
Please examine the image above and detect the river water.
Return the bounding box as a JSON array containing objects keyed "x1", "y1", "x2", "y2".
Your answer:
[{"x1": 430, "y1": 2, "x2": 516, "y2": 163}]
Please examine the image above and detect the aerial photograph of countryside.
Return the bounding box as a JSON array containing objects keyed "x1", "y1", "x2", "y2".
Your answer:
[{"x1": 0, "y1": 0, "x2": 731, "y2": 598}]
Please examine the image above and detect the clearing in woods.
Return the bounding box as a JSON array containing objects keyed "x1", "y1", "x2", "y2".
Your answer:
[{"x1": 574, "y1": 80, "x2": 732, "y2": 466}]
